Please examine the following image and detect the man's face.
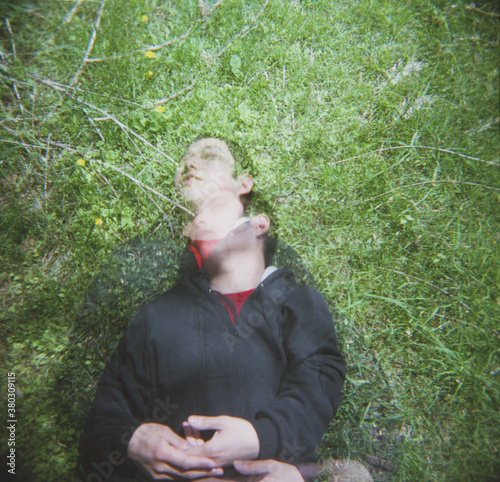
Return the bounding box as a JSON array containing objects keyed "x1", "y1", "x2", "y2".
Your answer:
[
  {"x1": 185, "y1": 190, "x2": 244, "y2": 241},
  {"x1": 175, "y1": 158, "x2": 236, "y2": 206},
  {"x1": 174, "y1": 140, "x2": 237, "y2": 207}
]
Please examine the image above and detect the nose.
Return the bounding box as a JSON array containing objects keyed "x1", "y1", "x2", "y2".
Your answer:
[
  {"x1": 185, "y1": 158, "x2": 199, "y2": 171},
  {"x1": 194, "y1": 211, "x2": 208, "y2": 226}
]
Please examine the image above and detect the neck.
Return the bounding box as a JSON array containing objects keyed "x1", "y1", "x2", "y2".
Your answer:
[{"x1": 207, "y1": 249, "x2": 265, "y2": 293}]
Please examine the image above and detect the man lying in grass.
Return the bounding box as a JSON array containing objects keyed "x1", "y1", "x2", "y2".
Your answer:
[{"x1": 80, "y1": 139, "x2": 346, "y2": 481}]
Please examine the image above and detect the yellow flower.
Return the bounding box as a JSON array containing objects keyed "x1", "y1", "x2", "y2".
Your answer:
[
  {"x1": 94, "y1": 218, "x2": 103, "y2": 226},
  {"x1": 141, "y1": 15, "x2": 149, "y2": 23},
  {"x1": 146, "y1": 70, "x2": 154, "y2": 77},
  {"x1": 145, "y1": 50, "x2": 156, "y2": 59},
  {"x1": 155, "y1": 105, "x2": 166, "y2": 113},
  {"x1": 77, "y1": 158, "x2": 86, "y2": 166}
]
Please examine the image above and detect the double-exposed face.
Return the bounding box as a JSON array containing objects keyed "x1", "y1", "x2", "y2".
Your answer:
[
  {"x1": 175, "y1": 139, "x2": 238, "y2": 207},
  {"x1": 185, "y1": 190, "x2": 245, "y2": 241},
  {"x1": 177, "y1": 138, "x2": 264, "y2": 246}
]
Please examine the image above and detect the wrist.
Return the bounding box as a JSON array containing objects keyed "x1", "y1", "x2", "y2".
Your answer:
[{"x1": 245, "y1": 421, "x2": 260, "y2": 460}]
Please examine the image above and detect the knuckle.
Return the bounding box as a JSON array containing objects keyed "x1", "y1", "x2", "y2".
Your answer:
[{"x1": 153, "y1": 446, "x2": 167, "y2": 462}]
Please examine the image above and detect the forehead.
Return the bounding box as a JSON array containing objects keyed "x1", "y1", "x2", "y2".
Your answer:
[{"x1": 180, "y1": 139, "x2": 235, "y2": 170}]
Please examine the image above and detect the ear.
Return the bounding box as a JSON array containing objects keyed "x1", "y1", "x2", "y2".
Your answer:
[
  {"x1": 237, "y1": 174, "x2": 253, "y2": 195},
  {"x1": 254, "y1": 214, "x2": 270, "y2": 235}
]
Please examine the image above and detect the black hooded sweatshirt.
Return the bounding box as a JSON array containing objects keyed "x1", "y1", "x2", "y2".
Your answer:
[{"x1": 81, "y1": 266, "x2": 345, "y2": 480}]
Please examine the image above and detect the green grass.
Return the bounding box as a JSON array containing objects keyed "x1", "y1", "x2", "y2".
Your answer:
[{"x1": 1, "y1": 0, "x2": 499, "y2": 480}]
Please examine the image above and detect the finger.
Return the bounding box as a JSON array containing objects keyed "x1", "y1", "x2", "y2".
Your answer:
[
  {"x1": 183, "y1": 421, "x2": 203, "y2": 439},
  {"x1": 156, "y1": 443, "x2": 218, "y2": 471},
  {"x1": 183, "y1": 422, "x2": 204, "y2": 447},
  {"x1": 164, "y1": 433, "x2": 190, "y2": 451},
  {"x1": 192, "y1": 429, "x2": 204, "y2": 447},
  {"x1": 187, "y1": 415, "x2": 226, "y2": 431},
  {"x1": 151, "y1": 464, "x2": 224, "y2": 480},
  {"x1": 233, "y1": 460, "x2": 274, "y2": 475},
  {"x1": 145, "y1": 423, "x2": 190, "y2": 451},
  {"x1": 183, "y1": 440, "x2": 216, "y2": 459},
  {"x1": 191, "y1": 427, "x2": 202, "y2": 441},
  {"x1": 183, "y1": 422, "x2": 197, "y2": 446}
]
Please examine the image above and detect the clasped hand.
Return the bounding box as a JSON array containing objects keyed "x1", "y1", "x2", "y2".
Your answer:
[{"x1": 128, "y1": 415, "x2": 260, "y2": 480}]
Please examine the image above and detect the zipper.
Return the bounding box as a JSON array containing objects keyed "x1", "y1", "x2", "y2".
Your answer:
[{"x1": 209, "y1": 288, "x2": 238, "y2": 332}]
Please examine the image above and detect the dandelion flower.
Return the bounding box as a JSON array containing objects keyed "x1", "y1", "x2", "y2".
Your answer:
[
  {"x1": 77, "y1": 158, "x2": 86, "y2": 166},
  {"x1": 145, "y1": 50, "x2": 156, "y2": 59},
  {"x1": 95, "y1": 218, "x2": 103, "y2": 226},
  {"x1": 147, "y1": 70, "x2": 154, "y2": 77},
  {"x1": 155, "y1": 106, "x2": 166, "y2": 113},
  {"x1": 141, "y1": 15, "x2": 149, "y2": 23}
]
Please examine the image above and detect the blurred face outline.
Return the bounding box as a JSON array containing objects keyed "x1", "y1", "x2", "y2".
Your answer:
[
  {"x1": 185, "y1": 190, "x2": 245, "y2": 241},
  {"x1": 175, "y1": 139, "x2": 239, "y2": 207},
  {"x1": 175, "y1": 158, "x2": 237, "y2": 205}
]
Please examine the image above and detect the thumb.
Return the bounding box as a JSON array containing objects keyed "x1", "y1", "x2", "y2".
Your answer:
[
  {"x1": 234, "y1": 459, "x2": 272, "y2": 475},
  {"x1": 187, "y1": 415, "x2": 226, "y2": 431}
]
